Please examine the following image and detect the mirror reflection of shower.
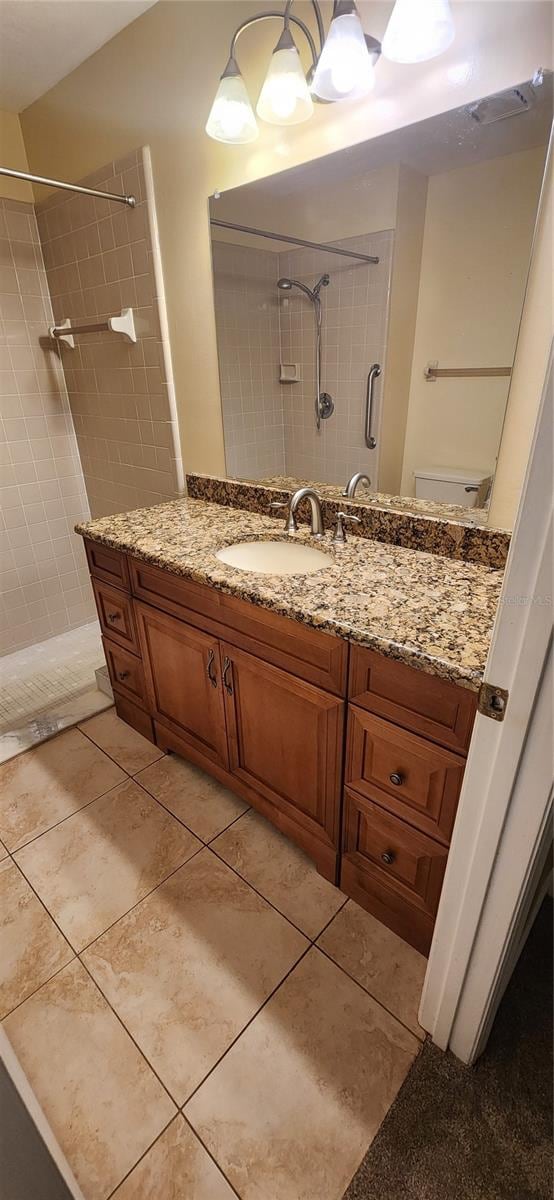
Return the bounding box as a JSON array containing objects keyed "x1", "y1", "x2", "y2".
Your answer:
[{"x1": 277, "y1": 274, "x2": 334, "y2": 431}]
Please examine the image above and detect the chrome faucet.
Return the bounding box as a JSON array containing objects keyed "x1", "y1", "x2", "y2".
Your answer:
[
  {"x1": 343, "y1": 472, "x2": 371, "y2": 498},
  {"x1": 270, "y1": 487, "x2": 324, "y2": 538}
]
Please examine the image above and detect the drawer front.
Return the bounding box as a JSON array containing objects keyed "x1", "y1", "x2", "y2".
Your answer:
[
  {"x1": 341, "y1": 787, "x2": 448, "y2": 955},
  {"x1": 346, "y1": 708, "x2": 464, "y2": 844},
  {"x1": 102, "y1": 637, "x2": 147, "y2": 708},
  {"x1": 129, "y1": 556, "x2": 347, "y2": 696},
  {"x1": 93, "y1": 578, "x2": 139, "y2": 653},
  {"x1": 349, "y1": 645, "x2": 477, "y2": 754},
  {"x1": 85, "y1": 538, "x2": 130, "y2": 591}
]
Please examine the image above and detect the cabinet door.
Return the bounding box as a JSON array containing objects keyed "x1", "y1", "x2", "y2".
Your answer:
[
  {"x1": 136, "y1": 601, "x2": 228, "y2": 769},
  {"x1": 221, "y1": 642, "x2": 344, "y2": 880}
]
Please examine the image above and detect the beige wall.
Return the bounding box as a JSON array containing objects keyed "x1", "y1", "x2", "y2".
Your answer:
[
  {"x1": 400, "y1": 146, "x2": 546, "y2": 497},
  {"x1": 379, "y1": 165, "x2": 428, "y2": 494},
  {"x1": 489, "y1": 143, "x2": 553, "y2": 528},
  {"x1": 0, "y1": 112, "x2": 33, "y2": 203},
  {"x1": 18, "y1": 0, "x2": 553, "y2": 523}
]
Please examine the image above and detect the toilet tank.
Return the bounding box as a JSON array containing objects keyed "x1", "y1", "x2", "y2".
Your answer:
[{"x1": 414, "y1": 467, "x2": 491, "y2": 507}]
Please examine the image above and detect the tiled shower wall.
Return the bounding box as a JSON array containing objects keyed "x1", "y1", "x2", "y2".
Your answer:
[
  {"x1": 0, "y1": 198, "x2": 95, "y2": 655},
  {"x1": 278, "y1": 232, "x2": 393, "y2": 484},
  {"x1": 212, "y1": 231, "x2": 393, "y2": 484},
  {"x1": 211, "y1": 240, "x2": 285, "y2": 479},
  {"x1": 36, "y1": 149, "x2": 183, "y2": 518}
]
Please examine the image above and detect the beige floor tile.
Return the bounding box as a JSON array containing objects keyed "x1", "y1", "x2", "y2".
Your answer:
[
  {"x1": 318, "y1": 901, "x2": 427, "y2": 1038},
  {"x1": 186, "y1": 947, "x2": 419, "y2": 1200},
  {"x1": 213, "y1": 809, "x2": 344, "y2": 938},
  {"x1": 0, "y1": 727, "x2": 126, "y2": 851},
  {"x1": 3, "y1": 960, "x2": 175, "y2": 1200},
  {"x1": 79, "y1": 707, "x2": 163, "y2": 774},
  {"x1": 112, "y1": 1116, "x2": 236, "y2": 1199},
  {"x1": 0, "y1": 858, "x2": 73, "y2": 1018},
  {"x1": 83, "y1": 849, "x2": 307, "y2": 1103},
  {"x1": 135, "y1": 752, "x2": 248, "y2": 842},
  {"x1": 0, "y1": 839, "x2": 7, "y2": 861},
  {"x1": 15, "y1": 779, "x2": 201, "y2": 950}
]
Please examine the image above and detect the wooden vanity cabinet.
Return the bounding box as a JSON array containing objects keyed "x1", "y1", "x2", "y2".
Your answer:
[{"x1": 84, "y1": 539, "x2": 477, "y2": 945}]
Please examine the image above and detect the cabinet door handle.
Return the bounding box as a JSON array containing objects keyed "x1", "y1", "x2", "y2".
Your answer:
[
  {"x1": 381, "y1": 850, "x2": 396, "y2": 866},
  {"x1": 107, "y1": 611, "x2": 121, "y2": 622},
  {"x1": 117, "y1": 670, "x2": 130, "y2": 681},
  {"x1": 222, "y1": 656, "x2": 233, "y2": 696},
  {"x1": 206, "y1": 648, "x2": 218, "y2": 688},
  {"x1": 389, "y1": 771, "x2": 404, "y2": 786}
]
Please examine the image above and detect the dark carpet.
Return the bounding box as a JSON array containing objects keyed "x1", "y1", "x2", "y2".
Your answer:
[{"x1": 344, "y1": 899, "x2": 553, "y2": 1200}]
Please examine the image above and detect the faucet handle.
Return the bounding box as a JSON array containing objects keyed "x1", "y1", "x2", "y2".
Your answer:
[
  {"x1": 268, "y1": 499, "x2": 297, "y2": 533},
  {"x1": 332, "y1": 511, "x2": 361, "y2": 544}
]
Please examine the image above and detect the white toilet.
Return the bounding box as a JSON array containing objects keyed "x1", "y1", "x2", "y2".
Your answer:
[{"x1": 414, "y1": 466, "x2": 492, "y2": 508}]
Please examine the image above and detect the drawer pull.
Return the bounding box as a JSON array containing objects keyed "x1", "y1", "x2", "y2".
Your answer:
[
  {"x1": 381, "y1": 850, "x2": 396, "y2": 866},
  {"x1": 117, "y1": 670, "x2": 130, "y2": 681},
  {"x1": 206, "y1": 649, "x2": 218, "y2": 688},
  {"x1": 222, "y1": 656, "x2": 233, "y2": 696},
  {"x1": 107, "y1": 611, "x2": 121, "y2": 622},
  {"x1": 389, "y1": 771, "x2": 404, "y2": 786}
]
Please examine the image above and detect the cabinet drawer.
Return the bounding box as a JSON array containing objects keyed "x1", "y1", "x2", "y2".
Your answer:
[
  {"x1": 85, "y1": 538, "x2": 130, "y2": 591},
  {"x1": 93, "y1": 578, "x2": 139, "y2": 653},
  {"x1": 349, "y1": 645, "x2": 476, "y2": 754},
  {"x1": 346, "y1": 708, "x2": 464, "y2": 844},
  {"x1": 102, "y1": 637, "x2": 147, "y2": 709},
  {"x1": 341, "y1": 788, "x2": 448, "y2": 955},
  {"x1": 129, "y1": 556, "x2": 347, "y2": 696}
]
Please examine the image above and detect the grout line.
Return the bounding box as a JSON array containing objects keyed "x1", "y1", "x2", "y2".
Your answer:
[
  {"x1": 77, "y1": 955, "x2": 181, "y2": 1108},
  {"x1": 181, "y1": 1114, "x2": 244, "y2": 1200},
  {"x1": 77, "y1": 842, "x2": 205, "y2": 955},
  {"x1": 313, "y1": 941, "x2": 424, "y2": 1043},
  {"x1": 180, "y1": 942, "x2": 313, "y2": 1112},
  {"x1": 207, "y1": 839, "x2": 342, "y2": 944},
  {"x1": 103, "y1": 1115, "x2": 177, "y2": 1200}
]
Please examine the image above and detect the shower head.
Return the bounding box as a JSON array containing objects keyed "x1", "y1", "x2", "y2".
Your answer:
[{"x1": 277, "y1": 275, "x2": 329, "y2": 302}]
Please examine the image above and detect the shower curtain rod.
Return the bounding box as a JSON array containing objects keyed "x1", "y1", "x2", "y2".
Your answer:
[
  {"x1": 210, "y1": 218, "x2": 379, "y2": 264},
  {"x1": 0, "y1": 167, "x2": 136, "y2": 207}
]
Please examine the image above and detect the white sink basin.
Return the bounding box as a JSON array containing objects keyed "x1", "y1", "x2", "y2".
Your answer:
[{"x1": 215, "y1": 540, "x2": 333, "y2": 575}]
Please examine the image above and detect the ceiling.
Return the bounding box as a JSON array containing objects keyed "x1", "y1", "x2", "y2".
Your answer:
[
  {"x1": 227, "y1": 75, "x2": 552, "y2": 204},
  {"x1": 0, "y1": 0, "x2": 157, "y2": 112}
]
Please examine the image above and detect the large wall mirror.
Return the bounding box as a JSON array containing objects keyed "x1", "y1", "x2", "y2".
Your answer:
[{"x1": 208, "y1": 76, "x2": 551, "y2": 522}]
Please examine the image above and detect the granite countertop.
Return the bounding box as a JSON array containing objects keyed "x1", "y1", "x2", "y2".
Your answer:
[
  {"x1": 77, "y1": 497, "x2": 504, "y2": 691},
  {"x1": 242, "y1": 474, "x2": 490, "y2": 527}
]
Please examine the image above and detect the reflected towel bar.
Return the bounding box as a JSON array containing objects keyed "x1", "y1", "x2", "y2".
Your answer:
[
  {"x1": 425, "y1": 362, "x2": 512, "y2": 381},
  {"x1": 49, "y1": 308, "x2": 137, "y2": 349}
]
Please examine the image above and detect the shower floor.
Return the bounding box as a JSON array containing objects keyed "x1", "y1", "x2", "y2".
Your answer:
[{"x1": 0, "y1": 622, "x2": 111, "y2": 764}]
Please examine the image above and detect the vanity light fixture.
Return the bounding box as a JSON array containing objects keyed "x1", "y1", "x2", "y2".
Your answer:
[
  {"x1": 382, "y1": 0, "x2": 455, "y2": 64},
  {"x1": 205, "y1": 0, "x2": 456, "y2": 144}
]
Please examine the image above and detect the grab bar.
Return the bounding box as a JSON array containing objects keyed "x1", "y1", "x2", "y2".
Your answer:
[{"x1": 365, "y1": 364, "x2": 381, "y2": 449}]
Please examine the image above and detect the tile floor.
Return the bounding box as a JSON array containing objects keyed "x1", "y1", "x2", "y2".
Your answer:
[{"x1": 0, "y1": 707, "x2": 426, "y2": 1200}]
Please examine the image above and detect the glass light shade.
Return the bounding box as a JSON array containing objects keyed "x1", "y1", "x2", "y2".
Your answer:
[
  {"x1": 257, "y1": 45, "x2": 314, "y2": 125},
  {"x1": 205, "y1": 70, "x2": 258, "y2": 144},
  {"x1": 382, "y1": 0, "x2": 455, "y2": 64},
  {"x1": 312, "y1": 6, "x2": 374, "y2": 102}
]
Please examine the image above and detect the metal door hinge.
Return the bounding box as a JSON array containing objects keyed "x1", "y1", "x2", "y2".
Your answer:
[{"x1": 478, "y1": 682, "x2": 509, "y2": 721}]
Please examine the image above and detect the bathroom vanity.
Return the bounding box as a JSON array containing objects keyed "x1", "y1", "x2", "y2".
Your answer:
[{"x1": 79, "y1": 494, "x2": 503, "y2": 955}]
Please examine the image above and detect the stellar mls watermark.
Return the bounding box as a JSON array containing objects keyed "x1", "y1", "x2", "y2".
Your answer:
[{"x1": 501, "y1": 594, "x2": 552, "y2": 606}]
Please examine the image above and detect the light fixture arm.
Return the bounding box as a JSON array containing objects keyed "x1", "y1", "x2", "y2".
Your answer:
[{"x1": 229, "y1": 6, "x2": 320, "y2": 72}]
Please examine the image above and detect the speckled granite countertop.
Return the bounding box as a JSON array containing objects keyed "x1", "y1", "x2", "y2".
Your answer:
[{"x1": 77, "y1": 497, "x2": 504, "y2": 690}]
